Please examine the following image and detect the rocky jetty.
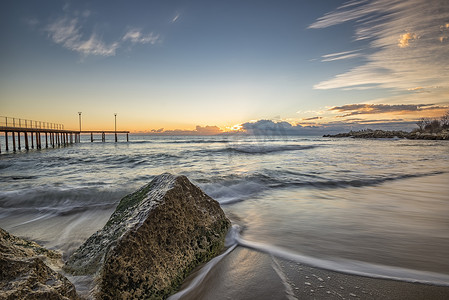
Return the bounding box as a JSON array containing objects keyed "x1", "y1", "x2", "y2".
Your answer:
[
  {"x1": 324, "y1": 129, "x2": 449, "y2": 140},
  {"x1": 0, "y1": 227, "x2": 79, "y2": 300},
  {"x1": 65, "y1": 173, "x2": 231, "y2": 299}
]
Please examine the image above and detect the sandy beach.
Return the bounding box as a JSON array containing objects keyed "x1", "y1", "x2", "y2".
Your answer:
[{"x1": 175, "y1": 246, "x2": 449, "y2": 300}]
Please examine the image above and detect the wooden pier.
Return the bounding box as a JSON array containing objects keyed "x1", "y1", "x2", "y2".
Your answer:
[
  {"x1": 81, "y1": 131, "x2": 129, "y2": 143},
  {"x1": 0, "y1": 116, "x2": 129, "y2": 154}
]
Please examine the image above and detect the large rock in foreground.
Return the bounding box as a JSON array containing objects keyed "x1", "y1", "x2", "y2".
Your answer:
[
  {"x1": 65, "y1": 173, "x2": 231, "y2": 299},
  {"x1": 0, "y1": 227, "x2": 78, "y2": 300}
]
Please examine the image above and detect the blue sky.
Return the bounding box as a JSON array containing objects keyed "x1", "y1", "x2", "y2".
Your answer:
[{"x1": 1, "y1": 0, "x2": 448, "y2": 133}]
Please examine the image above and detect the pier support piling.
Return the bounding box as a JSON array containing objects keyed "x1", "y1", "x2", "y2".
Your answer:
[
  {"x1": 12, "y1": 132, "x2": 16, "y2": 152},
  {"x1": 31, "y1": 132, "x2": 34, "y2": 149},
  {"x1": 18, "y1": 132, "x2": 21, "y2": 150},
  {"x1": 5, "y1": 132, "x2": 9, "y2": 152},
  {"x1": 25, "y1": 132, "x2": 29, "y2": 150}
]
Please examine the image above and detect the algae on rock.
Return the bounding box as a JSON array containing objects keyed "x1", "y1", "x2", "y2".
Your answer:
[
  {"x1": 65, "y1": 173, "x2": 231, "y2": 299},
  {"x1": 0, "y1": 227, "x2": 79, "y2": 300}
]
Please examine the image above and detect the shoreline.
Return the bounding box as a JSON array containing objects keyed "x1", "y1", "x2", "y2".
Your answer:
[{"x1": 176, "y1": 246, "x2": 449, "y2": 300}]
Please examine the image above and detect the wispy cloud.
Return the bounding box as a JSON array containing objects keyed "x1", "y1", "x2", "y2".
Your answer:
[
  {"x1": 171, "y1": 13, "x2": 180, "y2": 23},
  {"x1": 321, "y1": 49, "x2": 361, "y2": 62},
  {"x1": 329, "y1": 103, "x2": 448, "y2": 117},
  {"x1": 24, "y1": 18, "x2": 40, "y2": 28},
  {"x1": 43, "y1": 6, "x2": 160, "y2": 58},
  {"x1": 309, "y1": 0, "x2": 449, "y2": 103},
  {"x1": 302, "y1": 116, "x2": 323, "y2": 121},
  {"x1": 123, "y1": 29, "x2": 160, "y2": 45},
  {"x1": 45, "y1": 16, "x2": 119, "y2": 56}
]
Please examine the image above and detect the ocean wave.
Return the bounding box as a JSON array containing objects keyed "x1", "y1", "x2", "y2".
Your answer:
[
  {"x1": 289, "y1": 171, "x2": 446, "y2": 189},
  {"x1": 238, "y1": 237, "x2": 449, "y2": 286},
  {"x1": 162, "y1": 139, "x2": 230, "y2": 144},
  {"x1": 0, "y1": 175, "x2": 37, "y2": 181},
  {"x1": 221, "y1": 144, "x2": 317, "y2": 154},
  {"x1": 0, "y1": 162, "x2": 13, "y2": 170},
  {"x1": 0, "y1": 186, "x2": 127, "y2": 214},
  {"x1": 229, "y1": 225, "x2": 449, "y2": 286},
  {"x1": 196, "y1": 171, "x2": 446, "y2": 205},
  {"x1": 200, "y1": 180, "x2": 267, "y2": 205}
]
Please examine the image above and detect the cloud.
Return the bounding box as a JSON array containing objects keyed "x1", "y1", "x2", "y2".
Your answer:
[
  {"x1": 321, "y1": 50, "x2": 361, "y2": 62},
  {"x1": 171, "y1": 13, "x2": 180, "y2": 23},
  {"x1": 407, "y1": 87, "x2": 424, "y2": 91},
  {"x1": 147, "y1": 125, "x2": 223, "y2": 136},
  {"x1": 329, "y1": 103, "x2": 448, "y2": 117},
  {"x1": 123, "y1": 29, "x2": 160, "y2": 45},
  {"x1": 309, "y1": 0, "x2": 449, "y2": 102},
  {"x1": 146, "y1": 117, "x2": 431, "y2": 136},
  {"x1": 398, "y1": 32, "x2": 417, "y2": 48},
  {"x1": 237, "y1": 118, "x2": 420, "y2": 135},
  {"x1": 24, "y1": 18, "x2": 40, "y2": 28},
  {"x1": 43, "y1": 6, "x2": 160, "y2": 58},
  {"x1": 195, "y1": 125, "x2": 222, "y2": 134},
  {"x1": 45, "y1": 17, "x2": 119, "y2": 56},
  {"x1": 239, "y1": 119, "x2": 318, "y2": 135},
  {"x1": 302, "y1": 116, "x2": 323, "y2": 121}
]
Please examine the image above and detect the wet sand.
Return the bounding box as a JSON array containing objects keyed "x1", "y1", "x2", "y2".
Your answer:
[{"x1": 174, "y1": 246, "x2": 449, "y2": 300}]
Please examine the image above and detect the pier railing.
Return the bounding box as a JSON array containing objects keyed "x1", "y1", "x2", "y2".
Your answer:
[{"x1": 0, "y1": 116, "x2": 64, "y2": 130}]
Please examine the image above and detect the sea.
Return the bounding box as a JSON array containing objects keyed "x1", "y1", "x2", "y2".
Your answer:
[{"x1": 1, "y1": 134, "x2": 449, "y2": 290}]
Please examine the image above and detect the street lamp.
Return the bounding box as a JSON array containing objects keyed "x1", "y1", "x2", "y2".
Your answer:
[
  {"x1": 78, "y1": 112, "x2": 82, "y2": 143},
  {"x1": 114, "y1": 113, "x2": 117, "y2": 142},
  {"x1": 78, "y1": 112, "x2": 82, "y2": 132}
]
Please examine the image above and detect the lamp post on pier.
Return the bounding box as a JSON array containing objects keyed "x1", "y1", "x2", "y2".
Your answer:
[
  {"x1": 114, "y1": 113, "x2": 117, "y2": 142},
  {"x1": 78, "y1": 112, "x2": 82, "y2": 143},
  {"x1": 78, "y1": 112, "x2": 82, "y2": 131}
]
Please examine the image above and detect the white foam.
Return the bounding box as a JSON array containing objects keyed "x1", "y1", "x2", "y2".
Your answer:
[
  {"x1": 235, "y1": 234, "x2": 449, "y2": 287},
  {"x1": 200, "y1": 181, "x2": 265, "y2": 205}
]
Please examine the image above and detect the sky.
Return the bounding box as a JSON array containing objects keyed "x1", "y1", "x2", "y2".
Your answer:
[{"x1": 1, "y1": 0, "x2": 448, "y2": 134}]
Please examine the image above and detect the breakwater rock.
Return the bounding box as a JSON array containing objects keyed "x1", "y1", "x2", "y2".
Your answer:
[
  {"x1": 0, "y1": 227, "x2": 78, "y2": 300},
  {"x1": 324, "y1": 129, "x2": 449, "y2": 140},
  {"x1": 65, "y1": 173, "x2": 231, "y2": 299}
]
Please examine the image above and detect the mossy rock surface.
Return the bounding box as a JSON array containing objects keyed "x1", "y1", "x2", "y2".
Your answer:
[
  {"x1": 0, "y1": 228, "x2": 79, "y2": 300},
  {"x1": 65, "y1": 173, "x2": 231, "y2": 299}
]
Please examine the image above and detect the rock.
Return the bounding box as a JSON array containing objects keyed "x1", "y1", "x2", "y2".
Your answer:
[
  {"x1": 65, "y1": 173, "x2": 231, "y2": 299},
  {"x1": 324, "y1": 129, "x2": 449, "y2": 140},
  {"x1": 0, "y1": 227, "x2": 79, "y2": 300}
]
